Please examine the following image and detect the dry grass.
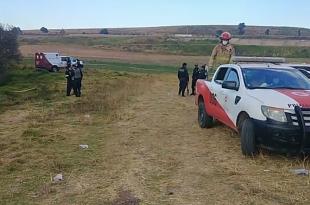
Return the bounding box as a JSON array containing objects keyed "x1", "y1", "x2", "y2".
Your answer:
[
  {"x1": 0, "y1": 69, "x2": 151, "y2": 204},
  {"x1": 1, "y1": 68, "x2": 310, "y2": 204}
]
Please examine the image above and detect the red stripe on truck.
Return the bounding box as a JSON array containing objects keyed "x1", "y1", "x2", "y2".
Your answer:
[
  {"x1": 276, "y1": 89, "x2": 310, "y2": 108},
  {"x1": 197, "y1": 80, "x2": 237, "y2": 131}
]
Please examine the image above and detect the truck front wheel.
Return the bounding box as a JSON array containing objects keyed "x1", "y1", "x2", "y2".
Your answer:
[
  {"x1": 241, "y1": 118, "x2": 257, "y2": 156},
  {"x1": 198, "y1": 100, "x2": 213, "y2": 128}
]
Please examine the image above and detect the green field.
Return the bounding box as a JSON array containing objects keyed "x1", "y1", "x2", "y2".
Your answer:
[
  {"x1": 0, "y1": 60, "x2": 175, "y2": 112},
  {"x1": 0, "y1": 69, "x2": 64, "y2": 111}
]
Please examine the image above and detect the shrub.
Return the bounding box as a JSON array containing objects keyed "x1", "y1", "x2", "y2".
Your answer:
[
  {"x1": 40, "y1": 27, "x2": 48, "y2": 33},
  {"x1": 100, "y1": 28, "x2": 109, "y2": 35},
  {"x1": 238, "y1": 23, "x2": 246, "y2": 35},
  {"x1": 59, "y1": 29, "x2": 65, "y2": 36},
  {"x1": 0, "y1": 24, "x2": 21, "y2": 84},
  {"x1": 215, "y1": 30, "x2": 223, "y2": 37}
]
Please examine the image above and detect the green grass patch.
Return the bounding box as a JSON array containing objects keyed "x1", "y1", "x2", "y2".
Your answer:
[
  {"x1": 0, "y1": 69, "x2": 64, "y2": 110},
  {"x1": 20, "y1": 57, "x2": 178, "y2": 74},
  {"x1": 86, "y1": 60, "x2": 178, "y2": 74}
]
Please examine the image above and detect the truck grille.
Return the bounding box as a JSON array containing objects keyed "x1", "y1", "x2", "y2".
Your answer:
[{"x1": 290, "y1": 109, "x2": 310, "y2": 127}]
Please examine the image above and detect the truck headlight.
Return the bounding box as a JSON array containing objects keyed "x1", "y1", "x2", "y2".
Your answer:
[{"x1": 261, "y1": 106, "x2": 287, "y2": 123}]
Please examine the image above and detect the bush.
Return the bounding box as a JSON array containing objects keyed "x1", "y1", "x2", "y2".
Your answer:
[
  {"x1": 40, "y1": 27, "x2": 48, "y2": 33},
  {"x1": 59, "y1": 29, "x2": 65, "y2": 35},
  {"x1": 11, "y1": 27, "x2": 23, "y2": 35},
  {"x1": 215, "y1": 30, "x2": 223, "y2": 37},
  {"x1": 0, "y1": 25, "x2": 21, "y2": 84},
  {"x1": 238, "y1": 23, "x2": 246, "y2": 35},
  {"x1": 100, "y1": 28, "x2": 109, "y2": 35}
]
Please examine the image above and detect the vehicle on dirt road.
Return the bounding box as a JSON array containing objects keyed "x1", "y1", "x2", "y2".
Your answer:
[
  {"x1": 35, "y1": 53, "x2": 83, "y2": 72},
  {"x1": 35, "y1": 52, "x2": 67, "y2": 72},
  {"x1": 196, "y1": 57, "x2": 310, "y2": 156}
]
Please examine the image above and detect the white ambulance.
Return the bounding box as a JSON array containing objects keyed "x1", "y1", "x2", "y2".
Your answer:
[{"x1": 35, "y1": 52, "x2": 68, "y2": 72}]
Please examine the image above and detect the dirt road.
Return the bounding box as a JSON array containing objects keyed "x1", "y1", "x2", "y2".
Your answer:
[
  {"x1": 56, "y1": 75, "x2": 310, "y2": 204},
  {"x1": 20, "y1": 44, "x2": 209, "y2": 66}
]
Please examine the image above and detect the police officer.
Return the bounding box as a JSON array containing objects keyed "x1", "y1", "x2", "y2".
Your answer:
[
  {"x1": 178, "y1": 63, "x2": 189, "y2": 97},
  {"x1": 208, "y1": 32, "x2": 235, "y2": 79},
  {"x1": 65, "y1": 60, "x2": 74, "y2": 96},
  {"x1": 191, "y1": 64, "x2": 199, "y2": 95},
  {"x1": 73, "y1": 63, "x2": 83, "y2": 97},
  {"x1": 198, "y1": 64, "x2": 207, "y2": 80},
  {"x1": 77, "y1": 59, "x2": 84, "y2": 70}
]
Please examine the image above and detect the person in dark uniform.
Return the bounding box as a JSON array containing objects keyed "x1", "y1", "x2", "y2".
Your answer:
[
  {"x1": 77, "y1": 59, "x2": 84, "y2": 70},
  {"x1": 178, "y1": 63, "x2": 189, "y2": 97},
  {"x1": 73, "y1": 63, "x2": 83, "y2": 97},
  {"x1": 191, "y1": 64, "x2": 199, "y2": 95},
  {"x1": 65, "y1": 60, "x2": 74, "y2": 96},
  {"x1": 198, "y1": 64, "x2": 208, "y2": 80}
]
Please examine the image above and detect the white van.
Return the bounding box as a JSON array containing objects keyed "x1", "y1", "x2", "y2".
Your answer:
[{"x1": 35, "y1": 52, "x2": 68, "y2": 72}]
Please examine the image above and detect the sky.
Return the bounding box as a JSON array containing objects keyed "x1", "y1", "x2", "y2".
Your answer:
[{"x1": 1, "y1": 0, "x2": 309, "y2": 30}]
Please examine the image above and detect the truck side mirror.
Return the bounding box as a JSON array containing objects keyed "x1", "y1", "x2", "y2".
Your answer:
[{"x1": 222, "y1": 81, "x2": 239, "y2": 91}]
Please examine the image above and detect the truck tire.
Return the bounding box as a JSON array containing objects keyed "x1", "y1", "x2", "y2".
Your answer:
[
  {"x1": 51, "y1": 66, "x2": 59, "y2": 72},
  {"x1": 241, "y1": 118, "x2": 257, "y2": 156},
  {"x1": 198, "y1": 100, "x2": 213, "y2": 128}
]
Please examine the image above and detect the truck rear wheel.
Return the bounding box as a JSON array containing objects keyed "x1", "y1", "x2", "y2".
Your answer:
[
  {"x1": 198, "y1": 100, "x2": 213, "y2": 128},
  {"x1": 51, "y1": 66, "x2": 59, "y2": 72},
  {"x1": 241, "y1": 118, "x2": 257, "y2": 156}
]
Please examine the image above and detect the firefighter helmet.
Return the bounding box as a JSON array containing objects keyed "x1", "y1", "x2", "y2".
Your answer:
[{"x1": 220, "y1": 32, "x2": 232, "y2": 40}]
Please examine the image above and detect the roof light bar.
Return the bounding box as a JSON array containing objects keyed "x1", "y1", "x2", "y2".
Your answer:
[{"x1": 232, "y1": 56, "x2": 286, "y2": 64}]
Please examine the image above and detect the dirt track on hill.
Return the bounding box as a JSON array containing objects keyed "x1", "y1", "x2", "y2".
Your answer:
[{"x1": 20, "y1": 44, "x2": 209, "y2": 66}]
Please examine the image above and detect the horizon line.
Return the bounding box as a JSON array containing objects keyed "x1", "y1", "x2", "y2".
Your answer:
[{"x1": 20, "y1": 24, "x2": 310, "y2": 31}]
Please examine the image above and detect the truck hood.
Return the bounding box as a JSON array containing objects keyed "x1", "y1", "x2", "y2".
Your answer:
[{"x1": 246, "y1": 89, "x2": 310, "y2": 109}]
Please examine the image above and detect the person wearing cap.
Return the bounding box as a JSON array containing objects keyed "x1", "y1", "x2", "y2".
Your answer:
[
  {"x1": 191, "y1": 64, "x2": 199, "y2": 95},
  {"x1": 178, "y1": 63, "x2": 189, "y2": 97},
  {"x1": 208, "y1": 32, "x2": 235, "y2": 79}
]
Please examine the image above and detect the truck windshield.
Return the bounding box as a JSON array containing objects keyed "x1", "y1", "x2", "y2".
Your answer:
[{"x1": 242, "y1": 68, "x2": 310, "y2": 90}]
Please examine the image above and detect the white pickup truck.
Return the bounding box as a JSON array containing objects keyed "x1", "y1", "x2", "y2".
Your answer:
[{"x1": 195, "y1": 57, "x2": 310, "y2": 156}]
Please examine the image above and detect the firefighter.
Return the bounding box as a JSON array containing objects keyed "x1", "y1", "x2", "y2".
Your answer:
[
  {"x1": 191, "y1": 64, "x2": 199, "y2": 95},
  {"x1": 178, "y1": 63, "x2": 189, "y2": 97},
  {"x1": 208, "y1": 32, "x2": 235, "y2": 79},
  {"x1": 198, "y1": 64, "x2": 207, "y2": 80},
  {"x1": 73, "y1": 63, "x2": 83, "y2": 97},
  {"x1": 65, "y1": 60, "x2": 74, "y2": 96}
]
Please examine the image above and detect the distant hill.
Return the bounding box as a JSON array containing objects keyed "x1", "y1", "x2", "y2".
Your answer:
[{"x1": 23, "y1": 25, "x2": 310, "y2": 38}]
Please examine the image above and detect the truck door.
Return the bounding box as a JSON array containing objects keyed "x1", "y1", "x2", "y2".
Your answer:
[
  {"x1": 209, "y1": 67, "x2": 230, "y2": 122},
  {"x1": 221, "y1": 68, "x2": 241, "y2": 129}
]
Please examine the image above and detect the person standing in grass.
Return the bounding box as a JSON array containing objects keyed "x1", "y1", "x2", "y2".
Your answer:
[
  {"x1": 208, "y1": 32, "x2": 235, "y2": 79},
  {"x1": 73, "y1": 62, "x2": 84, "y2": 97},
  {"x1": 65, "y1": 60, "x2": 74, "y2": 96},
  {"x1": 191, "y1": 64, "x2": 199, "y2": 96},
  {"x1": 178, "y1": 63, "x2": 189, "y2": 97},
  {"x1": 198, "y1": 64, "x2": 208, "y2": 80}
]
